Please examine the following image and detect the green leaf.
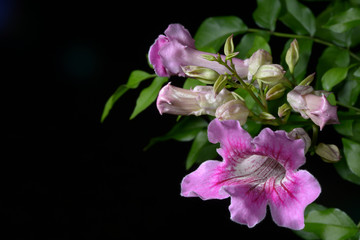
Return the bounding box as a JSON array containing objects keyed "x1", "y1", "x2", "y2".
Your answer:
[
  {"x1": 185, "y1": 130, "x2": 219, "y2": 170},
  {"x1": 144, "y1": 116, "x2": 208, "y2": 150},
  {"x1": 334, "y1": 157, "x2": 360, "y2": 185},
  {"x1": 354, "y1": 67, "x2": 360, "y2": 77},
  {"x1": 129, "y1": 76, "x2": 168, "y2": 120},
  {"x1": 101, "y1": 70, "x2": 154, "y2": 122},
  {"x1": 194, "y1": 16, "x2": 247, "y2": 53},
  {"x1": 315, "y1": 47, "x2": 350, "y2": 89},
  {"x1": 338, "y1": 69, "x2": 360, "y2": 106},
  {"x1": 321, "y1": 67, "x2": 349, "y2": 91},
  {"x1": 279, "y1": 0, "x2": 316, "y2": 36},
  {"x1": 323, "y1": 8, "x2": 360, "y2": 33},
  {"x1": 334, "y1": 119, "x2": 353, "y2": 137},
  {"x1": 296, "y1": 203, "x2": 358, "y2": 240},
  {"x1": 183, "y1": 78, "x2": 206, "y2": 90},
  {"x1": 235, "y1": 33, "x2": 271, "y2": 59},
  {"x1": 253, "y1": 0, "x2": 281, "y2": 31},
  {"x1": 342, "y1": 138, "x2": 360, "y2": 177},
  {"x1": 315, "y1": 2, "x2": 353, "y2": 47}
]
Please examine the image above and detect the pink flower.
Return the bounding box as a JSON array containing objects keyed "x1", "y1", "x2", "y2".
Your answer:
[
  {"x1": 181, "y1": 119, "x2": 321, "y2": 230},
  {"x1": 148, "y1": 24, "x2": 248, "y2": 78},
  {"x1": 156, "y1": 83, "x2": 234, "y2": 116},
  {"x1": 287, "y1": 86, "x2": 339, "y2": 130}
]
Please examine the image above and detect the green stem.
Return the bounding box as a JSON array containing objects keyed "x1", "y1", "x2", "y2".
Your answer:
[
  {"x1": 336, "y1": 101, "x2": 360, "y2": 112},
  {"x1": 220, "y1": 61, "x2": 268, "y2": 112},
  {"x1": 247, "y1": 28, "x2": 360, "y2": 62}
]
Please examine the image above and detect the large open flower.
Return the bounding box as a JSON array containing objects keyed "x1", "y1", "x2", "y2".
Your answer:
[
  {"x1": 148, "y1": 24, "x2": 248, "y2": 78},
  {"x1": 181, "y1": 119, "x2": 321, "y2": 230}
]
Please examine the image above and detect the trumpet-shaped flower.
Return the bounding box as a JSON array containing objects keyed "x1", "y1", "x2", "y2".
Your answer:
[
  {"x1": 148, "y1": 24, "x2": 248, "y2": 78},
  {"x1": 156, "y1": 83, "x2": 234, "y2": 116},
  {"x1": 181, "y1": 119, "x2": 321, "y2": 230}
]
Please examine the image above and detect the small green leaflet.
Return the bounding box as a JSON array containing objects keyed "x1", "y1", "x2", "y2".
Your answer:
[
  {"x1": 129, "y1": 76, "x2": 168, "y2": 120},
  {"x1": 295, "y1": 204, "x2": 359, "y2": 240},
  {"x1": 279, "y1": 0, "x2": 316, "y2": 36},
  {"x1": 101, "y1": 70, "x2": 155, "y2": 122},
  {"x1": 236, "y1": 33, "x2": 271, "y2": 59},
  {"x1": 185, "y1": 130, "x2": 219, "y2": 170},
  {"x1": 321, "y1": 67, "x2": 350, "y2": 91},
  {"x1": 342, "y1": 138, "x2": 360, "y2": 177},
  {"x1": 323, "y1": 8, "x2": 360, "y2": 33},
  {"x1": 194, "y1": 16, "x2": 247, "y2": 53},
  {"x1": 144, "y1": 116, "x2": 208, "y2": 150},
  {"x1": 253, "y1": 0, "x2": 281, "y2": 31}
]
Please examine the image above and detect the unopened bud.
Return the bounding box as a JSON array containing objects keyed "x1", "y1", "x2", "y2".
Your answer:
[
  {"x1": 266, "y1": 83, "x2": 286, "y2": 100},
  {"x1": 259, "y1": 112, "x2": 276, "y2": 120},
  {"x1": 181, "y1": 66, "x2": 220, "y2": 84},
  {"x1": 315, "y1": 143, "x2": 341, "y2": 163},
  {"x1": 254, "y1": 64, "x2": 285, "y2": 85},
  {"x1": 248, "y1": 49, "x2": 272, "y2": 80},
  {"x1": 201, "y1": 54, "x2": 217, "y2": 61},
  {"x1": 288, "y1": 128, "x2": 311, "y2": 153},
  {"x1": 215, "y1": 99, "x2": 249, "y2": 125},
  {"x1": 213, "y1": 74, "x2": 228, "y2": 95},
  {"x1": 224, "y1": 34, "x2": 235, "y2": 56},
  {"x1": 299, "y1": 73, "x2": 315, "y2": 86},
  {"x1": 285, "y1": 39, "x2": 299, "y2": 74},
  {"x1": 278, "y1": 103, "x2": 291, "y2": 118}
]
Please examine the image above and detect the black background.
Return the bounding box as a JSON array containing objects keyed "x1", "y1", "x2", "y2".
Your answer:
[{"x1": 2, "y1": 1, "x2": 360, "y2": 239}]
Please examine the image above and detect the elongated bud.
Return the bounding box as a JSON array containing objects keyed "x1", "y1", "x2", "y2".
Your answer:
[
  {"x1": 254, "y1": 64, "x2": 285, "y2": 85},
  {"x1": 181, "y1": 66, "x2": 220, "y2": 84},
  {"x1": 201, "y1": 54, "x2": 217, "y2": 61},
  {"x1": 315, "y1": 143, "x2": 341, "y2": 163},
  {"x1": 259, "y1": 112, "x2": 276, "y2": 120},
  {"x1": 299, "y1": 73, "x2": 315, "y2": 86},
  {"x1": 278, "y1": 103, "x2": 291, "y2": 118},
  {"x1": 266, "y1": 83, "x2": 286, "y2": 100},
  {"x1": 215, "y1": 99, "x2": 249, "y2": 125},
  {"x1": 224, "y1": 34, "x2": 235, "y2": 56},
  {"x1": 285, "y1": 39, "x2": 299, "y2": 74},
  {"x1": 213, "y1": 74, "x2": 228, "y2": 95}
]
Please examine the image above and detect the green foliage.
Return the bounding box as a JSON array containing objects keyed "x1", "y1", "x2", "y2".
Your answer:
[
  {"x1": 321, "y1": 67, "x2": 350, "y2": 91},
  {"x1": 342, "y1": 138, "x2": 360, "y2": 177},
  {"x1": 323, "y1": 8, "x2": 360, "y2": 33},
  {"x1": 129, "y1": 76, "x2": 168, "y2": 120},
  {"x1": 101, "y1": 70, "x2": 155, "y2": 122},
  {"x1": 295, "y1": 204, "x2": 359, "y2": 240},
  {"x1": 194, "y1": 16, "x2": 247, "y2": 53},
  {"x1": 253, "y1": 0, "x2": 281, "y2": 31},
  {"x1": 236, "y1": 33, "x2": 271, "y2": 59},
  {"x1": 279, "y1": 0, "x2": 316, "y2": 36},
  {"x1": 144, "y1": 116, "x2": 208, "y2": 150}
]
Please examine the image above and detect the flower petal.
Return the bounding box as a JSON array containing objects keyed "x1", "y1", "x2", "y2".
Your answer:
[
  {"x1": 267, "y1": 170, "x2": 321, "y2": 230},
  {"x1": 180, "y1": 160, "x2": 229, "y2": 200},
  {"x1": 253, "y1": 128, "x2": 305, "y2": 170},
  {"x1": 148, "y1": 35, "x2": 170, "y2": 77},
  {"x1": 164, "y1": 24, "x2": 195, "y2": 48},
  {"x1": 223, "y1": 184, "x2": 267, "y2": 228},
  {"x1": 207, "y1": 119, "x2": 253, "y2": 160}
]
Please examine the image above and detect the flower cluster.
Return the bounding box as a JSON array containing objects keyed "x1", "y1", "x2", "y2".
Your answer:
[{"x1": 148, "y1": 24, "x2": 341, "y2": 230}]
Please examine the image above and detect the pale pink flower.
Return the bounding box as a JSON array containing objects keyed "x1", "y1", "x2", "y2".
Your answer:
[
  {"x1": 156, "y1": 83, "x2": 234, "y2": 116},
  {"x1": 148, "y1": 24, "x2": 248, "y2": 78},
  {"x1": 287, "y1": 86, "x2": 339, "y2": 130},
  {"x1": 181, "y1": 119, "x2": 321, "y2": 230}
]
